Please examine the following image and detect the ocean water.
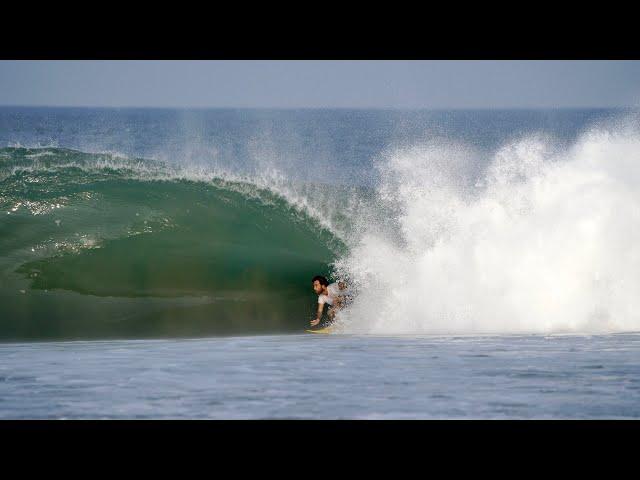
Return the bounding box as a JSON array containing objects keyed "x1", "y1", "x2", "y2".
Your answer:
[
  {"x1": 2, "y1": 106, "x2": 640, "y2": 418},
  {"x1": 2, "y1": 333, "x2": 640, "y2": 419}
]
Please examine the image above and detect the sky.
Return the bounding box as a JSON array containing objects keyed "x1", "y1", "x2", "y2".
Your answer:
[{"x1": 1, "y1": 60, "x2": 639, "y2": 109}]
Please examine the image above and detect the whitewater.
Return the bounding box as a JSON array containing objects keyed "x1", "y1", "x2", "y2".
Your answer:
[{"x1": 336, "y1": 118, "x2": 640, "y2": 335}]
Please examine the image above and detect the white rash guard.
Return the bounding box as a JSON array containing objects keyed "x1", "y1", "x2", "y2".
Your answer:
[{"x1": 318, "y1": 282, "x2": 343, "y2": 306}]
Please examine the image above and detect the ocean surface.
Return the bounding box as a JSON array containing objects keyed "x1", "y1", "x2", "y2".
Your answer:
[
  {"x1": 2, "y1": 333, "x2": 640, "y2": 419},
  {"x1": 2, "y1": 106, "x2": 640, "y2": 418}
]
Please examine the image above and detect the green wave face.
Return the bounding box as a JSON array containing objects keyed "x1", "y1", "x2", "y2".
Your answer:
[{"x1": 0, "y1": 148, "x2": 344, "y2": 340}]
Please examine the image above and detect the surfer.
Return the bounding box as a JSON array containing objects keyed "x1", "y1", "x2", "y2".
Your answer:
[{"x1": 310, "y1": 275, "x2": 350, "y2": 327}]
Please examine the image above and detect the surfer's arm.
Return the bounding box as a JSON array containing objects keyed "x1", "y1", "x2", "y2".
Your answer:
[{"x1": 310, "y1": 302, "x2": 325, "y2": 326}]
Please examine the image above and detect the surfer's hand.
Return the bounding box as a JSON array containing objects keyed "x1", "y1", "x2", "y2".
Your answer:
[{"x1": 310, "y1": 318, "x2": 320, "y2": 327}]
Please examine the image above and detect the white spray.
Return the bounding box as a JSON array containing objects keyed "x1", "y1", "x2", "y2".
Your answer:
[{"x1": 334, "y1": 119, "x2": 640, "y2": 334}]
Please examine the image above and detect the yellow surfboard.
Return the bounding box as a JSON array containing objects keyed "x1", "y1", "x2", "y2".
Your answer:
[{"x1": 305, "y1": 325, "x2": 335, "y2": 334}]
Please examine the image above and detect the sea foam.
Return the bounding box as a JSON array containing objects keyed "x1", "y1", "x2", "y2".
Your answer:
[{"x1": 334, "y1": 118, "x2": 640, "y2": 334}]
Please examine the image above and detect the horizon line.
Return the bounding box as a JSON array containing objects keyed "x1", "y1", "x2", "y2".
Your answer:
[{"x1": 0, "y1": 104, "x2": 637, "y2": 111}]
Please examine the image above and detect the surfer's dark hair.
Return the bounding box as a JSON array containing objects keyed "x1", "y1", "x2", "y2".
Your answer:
[{"x1": 312, "y1": 275, "x2": 329, "y2": 286}]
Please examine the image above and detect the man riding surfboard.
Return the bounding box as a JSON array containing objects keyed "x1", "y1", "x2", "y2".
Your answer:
[{"x1": 310, "y1": 275, "x2": 350, "y2": 328}]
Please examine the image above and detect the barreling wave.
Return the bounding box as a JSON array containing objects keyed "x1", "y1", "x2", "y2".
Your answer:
[
  {"x1": 4, "y1": 112, "x2": 640, "y2": 341},
  {"x1": 0, "y1": 147, "x2": 352, "y2": 340}
]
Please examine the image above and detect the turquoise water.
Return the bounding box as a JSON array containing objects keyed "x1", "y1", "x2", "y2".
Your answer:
[{"x1": 1, "y1": 147, "x2": 343, "y2": 339}]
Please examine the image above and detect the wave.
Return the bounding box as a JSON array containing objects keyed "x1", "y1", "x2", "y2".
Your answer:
[
  {"x1": 4, "y1": 113, "x2": 640, "y2": 341},
  {"x1": 0, "y1": 147, "x2": 350, "y2": 340}
]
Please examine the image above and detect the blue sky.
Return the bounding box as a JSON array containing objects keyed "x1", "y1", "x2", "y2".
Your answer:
[{"x1": 1, "y1": 61, "x2": 639, "y2": 108}]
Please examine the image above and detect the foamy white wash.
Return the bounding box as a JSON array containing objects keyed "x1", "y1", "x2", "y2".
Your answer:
[{"x1": 333, "y1": 119, "x2": 640, "y2": 335}]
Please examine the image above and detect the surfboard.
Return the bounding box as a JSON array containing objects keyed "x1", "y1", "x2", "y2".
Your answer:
[{"x1": 306, "y1": 325, "x2": 334, "y2": 334}]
